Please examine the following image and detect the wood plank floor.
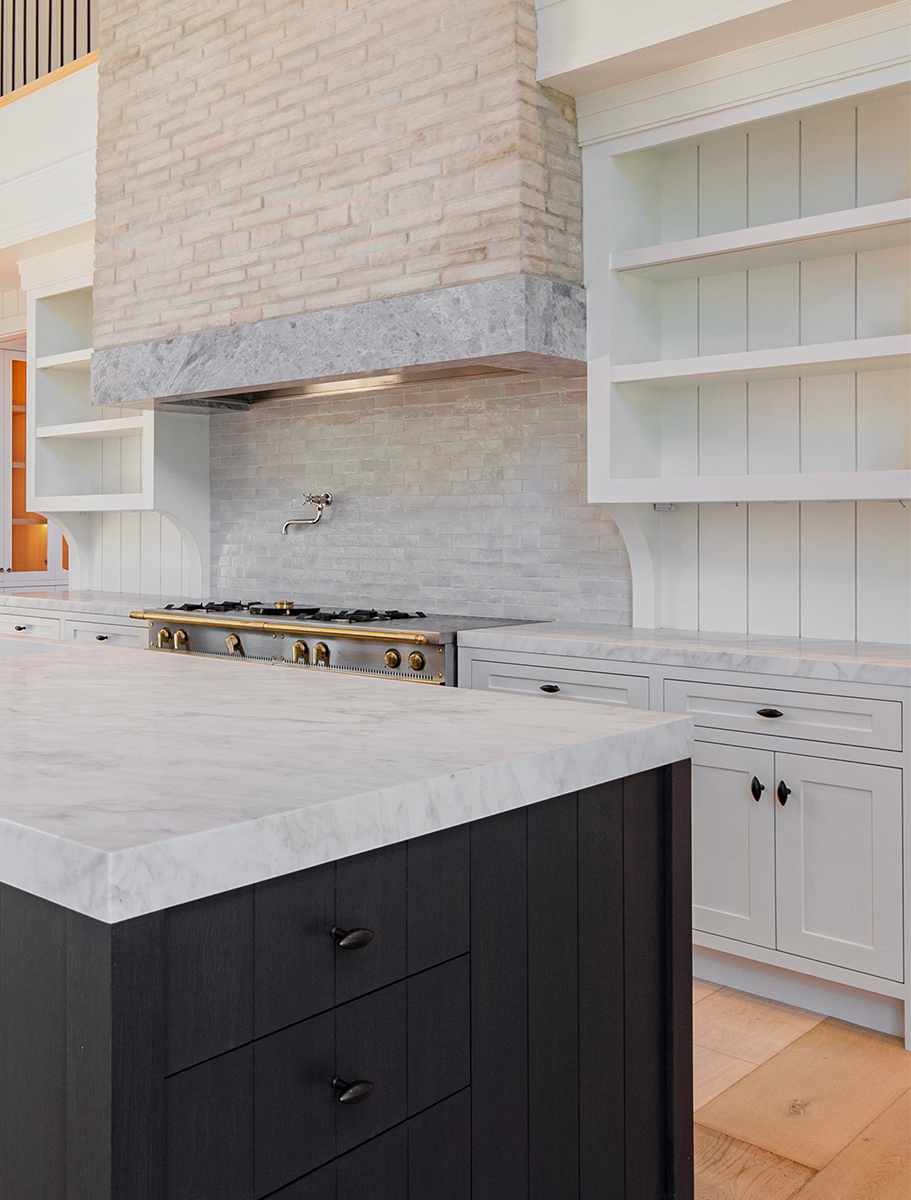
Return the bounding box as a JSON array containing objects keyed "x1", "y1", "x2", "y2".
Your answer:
[{"x1": 693, "y1": 980, "x2": 911, "y2": 1199}]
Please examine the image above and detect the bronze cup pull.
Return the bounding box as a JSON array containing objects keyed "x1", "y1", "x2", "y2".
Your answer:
[
  {"x1": 332, "y1": 1077, "x2": 374, "y2": 1105},
  {"x1": 332, "y1": 926, "x2": 374, "y2": 950}
]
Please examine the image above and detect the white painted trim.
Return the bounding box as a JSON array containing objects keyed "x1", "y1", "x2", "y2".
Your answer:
[
  {"x1": 0, "y1": 313, "x2": 26, "y2": 339},
  {"x1": 577, "y1": 3, "x2": 911, "y2": 149},
  {"x1": 18, "y1": 242, "x2": 94, "y2": 293},
  {"x1": 0, "y1": 151, "x2": 95, "y2": 251},
  {"x1": 598, "y1": 473, "x2": 911, "y2": 504}
]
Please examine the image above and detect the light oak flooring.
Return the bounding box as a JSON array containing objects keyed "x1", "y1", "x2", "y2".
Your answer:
[{"x1": 692, "y1": 979, "x2": 911, "y2": 1199}]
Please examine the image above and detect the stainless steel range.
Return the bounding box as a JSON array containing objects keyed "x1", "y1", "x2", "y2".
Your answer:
[{"x1": 130, "y1": 602, "x2": 533, "y2": 685}]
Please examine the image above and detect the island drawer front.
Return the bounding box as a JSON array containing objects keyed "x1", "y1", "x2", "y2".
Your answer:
[
  {"x1": 269, "y1": 1088, "x2": 471, "y2": 1200},
  {"x1": 0, "y1": 611, "x2": 61, "y2": 639},
  {"x1": 664, "y1": 679, "x2": 902, "y2": 751},
  {"x1": 255, "y1": 825, "x2": 469, "y2": 1039},
  {"x1": 470, "y1": 657, "x2": 649, "y2": 708},
  {"x1": 62, "y1": 617, "x2": 146, "y2": 647}
]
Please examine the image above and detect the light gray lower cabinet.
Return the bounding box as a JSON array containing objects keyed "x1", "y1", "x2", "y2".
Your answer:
[
  {"x1": 468, "y1": 657, "x2": 649, "y2": 708},
  {"x1": 693, "y1": 740, "x2": 904, "y2": 982}
]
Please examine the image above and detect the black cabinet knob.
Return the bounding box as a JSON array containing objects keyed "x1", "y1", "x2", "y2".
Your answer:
[
  {"x1": 750, "y1": 776, "x2": 765, "y2": 802},
  {"x1": 777, "y1": 780, "x2": 791, "y2": 806},
  {"x1": 95, "y1": 635, "x2": 109, "y2": 641},
  {"x1": 540, "y1": 684, "x2": 560, "y2": 693},
  {"x1": 332, "y1": 926, "x2": 374, "y2": 950},
  {"x1": 756, "y1": 708, "x2": 784, "y2": 719},
  {"x1": 13, "y1": 625, "x2": 26, "y2": 631},
  {"x1": 332, "y1": 1077, "x2": 374, "y2": 1104}
]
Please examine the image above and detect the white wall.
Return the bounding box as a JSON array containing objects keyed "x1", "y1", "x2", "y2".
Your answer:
[
  {"x1": 536, "y1": 0, "x2": 899, "y2": 93},
  {"x1": 0, "y1": 63, "x2": 97, "y2": 256}
]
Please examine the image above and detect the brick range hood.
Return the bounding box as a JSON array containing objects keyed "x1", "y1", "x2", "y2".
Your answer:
[{"x1": 90, "y1": 274, "x2": 585, "y2": 412}]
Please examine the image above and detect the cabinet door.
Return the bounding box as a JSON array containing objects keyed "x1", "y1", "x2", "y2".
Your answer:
[
  {"x1": 775, "y1": 754, "x2": 904, "y2": 981},
  {"x1": 691, "y1": 742, "x2": 776, "y2": 948}
]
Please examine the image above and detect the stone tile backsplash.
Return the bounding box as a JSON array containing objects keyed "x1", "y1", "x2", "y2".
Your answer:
[{"x1": 210, "y1": 373, "x2": 631, "y2": 623}]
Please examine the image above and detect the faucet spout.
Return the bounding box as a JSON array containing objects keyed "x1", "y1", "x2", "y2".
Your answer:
[{"x1": 282, "y1": 492, "x2": 332, "y2": 534}]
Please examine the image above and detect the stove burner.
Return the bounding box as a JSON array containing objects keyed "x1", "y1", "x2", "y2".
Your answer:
[
  {"x1": 162, "y1": 602, "x2": 427, "y2": 622},
  {"x1": 315, "y1": 609, "x2": 427, "y2": 623},
  {"x1": 164, "y1": 601, "x2": 249, "y2": 613}
]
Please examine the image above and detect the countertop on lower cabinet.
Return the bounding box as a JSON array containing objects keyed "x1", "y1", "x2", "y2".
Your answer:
[
  {"x1": 458, "y1": 622, "x2": 911, "y2": 687},
  {"x1": 0, "y1": 639, "x2": 695, "y2": 1200}
]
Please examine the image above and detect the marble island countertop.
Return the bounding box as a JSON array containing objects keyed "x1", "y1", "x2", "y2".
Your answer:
[
  {"x1": 0, "y1": 640, "x2": 691, "y2": 924},
  {"x1": 0, "y1": 589, "x2": 193, "y2": 616},
  {"x1": 458, "y1": 623, "x2": 911, "y2": 687}
]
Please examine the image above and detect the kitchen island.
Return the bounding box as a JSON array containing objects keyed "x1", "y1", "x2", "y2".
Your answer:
[{"x1": 0, "y1": 641, "x2": 694, "y2": 1200}]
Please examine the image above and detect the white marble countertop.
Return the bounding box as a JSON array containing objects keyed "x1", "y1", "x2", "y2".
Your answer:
[
  {"x1": 0, "y1": 639, "x2": 691, "y2": 923},
  {"x1": 458, "y1": 623, "x2": 911, "y2": 687},
  {"x1": 0, "y1": 589, "x2": 192, "y2": 616}
]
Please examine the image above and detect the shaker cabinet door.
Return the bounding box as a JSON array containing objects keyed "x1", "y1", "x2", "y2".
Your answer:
[
  {"x1": 774, "y1": 754, "x2": 904, "y2": 981},
  {"x1": 691, "y1": 741, "x2": 776, "y2": 948}
]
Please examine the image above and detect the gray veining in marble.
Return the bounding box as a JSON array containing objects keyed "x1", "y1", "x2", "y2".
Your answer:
[
  {"x1": 458, "y1": 623, "x2": 911, "y2": 687},
  {"x1": 0, "y1": 642, "x2": 690, "y2": 922},
  {"x1": 91, "y1": 276, "x2": 586, "y2": 408},
  {"x1": 0, "y1": 589, "x2": 193, "y2": 617}
]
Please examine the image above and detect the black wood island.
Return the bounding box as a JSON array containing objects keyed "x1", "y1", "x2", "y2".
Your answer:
[{"x1": 0, "y1": 647, "x2": 694, "y2": 1199}]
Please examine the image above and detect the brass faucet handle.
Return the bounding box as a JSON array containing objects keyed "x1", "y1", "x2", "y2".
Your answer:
[
  {"x1": 292, "y1": 640, "x2": 309, "y2": 664},
  {"x1": 157, "y1": 628, "x2": 173, "y2": 648},
  {"x1": 174, "y1": 629, "x2": 189, "y2": 650},
  {"x1": 225, "y1": 633, "x2": 245, "y2": 657}
]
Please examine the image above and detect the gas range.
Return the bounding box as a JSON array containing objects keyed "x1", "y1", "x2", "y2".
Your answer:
[{"x1": 130, "y1": 601, "x2": 535, "y2": 685}]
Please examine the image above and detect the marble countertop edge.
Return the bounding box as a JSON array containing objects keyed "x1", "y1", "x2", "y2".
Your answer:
[{"x1": 0, "y1": 717, "x2": 692, "y2": 923}]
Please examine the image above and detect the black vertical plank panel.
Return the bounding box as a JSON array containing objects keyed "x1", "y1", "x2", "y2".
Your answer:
[
  {"x1": 337, "y1": 1122, "x2": 407, "y2": 1200},
  {"x1": 166, "y1": 886, "x2": 254, "y2": 1073},
  {"x1": 166, "y1": 1045, "x2": 254, "y2": 1200},
  {"x1": 407, "y1": 824, "x2": 470, "y2": 974},
  {"x1": 110, "y1": 911, "x2": 167, "y2": 1200},
  {"x1": 336, "y1": 842, "x2": 406, "y2": 1003},
  {"x1": 527, "y1": 792, "x2": 579, "y2": 1200},
  {"x1": 254, "y1": 862, "x2": 335, "y2": 1037},
  {"x1": 254, "y1": 1010, "x2": 336, "y2": 1195},
  {"x1": 407, "y1": 955, "x2": 470, "y2": 1115},
  {"x1": 578, "y1": 780, "x2": 626, "y2": 1198},
  {"x1": 622, "y1": 768, "x2": 669, "y2": 1199},
  {"x1": 408, "y1": 1088, "x2": 471, "y2": 1200},
  {"x1": 667, "y1": 761, "x2": 695, "y2": 1200},
  {"x1": 66, "y1": 910, "x2": 112, "y2": 1200},
  {"x1": 335, "y1": 981, "x2": 408, "y2": 1156},
  {"x1": 0, "y1": 884, "x2": 67, "y2": 1200},
  {"x1": 267, "y1": 1160, "x2": 337, "y2": 1200},
  {"x1": 470, "y1": 806, "x2": 528, "y2": 1200}
]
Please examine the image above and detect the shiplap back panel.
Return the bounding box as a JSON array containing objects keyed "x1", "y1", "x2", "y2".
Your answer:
[
  {"x1": 655, "y1": 500, "x2": 910, "y2": 643},
  {"x1": 84, "y1": 510, "x2": 193, "y2": 595}
]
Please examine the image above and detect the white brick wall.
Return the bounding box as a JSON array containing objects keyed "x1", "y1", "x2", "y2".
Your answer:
[
  {"x1": 94, "y1": 0, "x2": 583, "y2": 349},
  {"x1": 210, "y1": 374, "x2": 631, "y2": 622}
]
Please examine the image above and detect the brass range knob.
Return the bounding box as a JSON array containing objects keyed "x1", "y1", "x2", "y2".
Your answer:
[
  {"x1": 157, "y1": 628, "x2": 172, "y2": 648},
  {"x1": 292, "y1": 640, "x2": 309, "y2": 664},
  {"x1": 174, "y1": 629, "x2": 189, "y2": 650},
  {"x1": 225, "y1": 633, "x2": 245, "y2": 657},
  {"x1": 408, "y1": 651, "x2": 426, "y2": 672},
  {"x1": 314, "y1": 641, "x2": 330, "y2": 666},
  {"x1": 384, "y1": 649, "x2": 401, "y2": 669}
]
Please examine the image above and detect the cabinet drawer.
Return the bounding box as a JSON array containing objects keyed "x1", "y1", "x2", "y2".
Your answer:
[
  {"x1": 255, "y1": 958, "x2": 470, "y2": 1196},
  {"x1": 665, "y1": 679, "x2": 901, "y2": 751},
  {"x1": 0, "y1": 611, "x2": 60, "y2": 639},
  {"x1": 471, "y1": 658, "x2": 649, "y2": 709},
  {"x1": 63, "y1": 617, "x2": 146, "y2": 647}
]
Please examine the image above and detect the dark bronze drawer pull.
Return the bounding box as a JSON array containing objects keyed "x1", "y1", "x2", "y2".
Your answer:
[
  {"x1": 540, "y1": 684, "x2": 560, "y2": 693},
  {"x1": 333, "y1": 1077, "x2": 374, "y2": 1104},
  {"x1": 750, "y1": 776, "x2": 765, "y2": 802},
  {"x1": 332, "y1": 926, "x2": 374, "y2": 950},
  {"x1": 777, "y1": 780, "x2": 791, "y2": 806},
  {"x1": 95, "y1": 635, "x2": 109, "y2": 641},
  {"x1": 756, "y1": 708, "x2": 783, "y2": 718},
  {"x1": 13, "y1": 625, "x2": 26, "y2": 631}
]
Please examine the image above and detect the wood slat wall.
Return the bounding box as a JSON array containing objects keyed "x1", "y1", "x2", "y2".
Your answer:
[{"x1": 0, "y1": 0, "x2": 95, "y2": 98}]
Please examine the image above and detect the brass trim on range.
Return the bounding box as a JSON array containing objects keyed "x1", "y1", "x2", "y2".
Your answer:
[{"x1": 130, "y1": 611, "x2": 431, "y2": 644}]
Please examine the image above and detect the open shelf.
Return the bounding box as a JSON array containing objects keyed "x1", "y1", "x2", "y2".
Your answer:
[
  {"x1": 610, "y1": 200, "x2": 911, "y2": 281},
  {"x1": 35, "y1": 348, "x2": 93, "y2": 372},
  {"x1": 30, "y1": 493, "x2": 151, "y2": 512},
  {"x1": 612, "y1": 336, "x2": 911, "y2": 387},
  {"x1": 595, "y1": 470, "x2": 911, "y2": 505},
  {"x1": 36, "y1": 416, "x2": 147, "y2": 440}
]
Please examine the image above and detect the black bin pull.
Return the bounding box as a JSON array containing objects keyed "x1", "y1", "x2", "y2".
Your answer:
[
  {"x1": 332, "y1": 926, "x2": 374, "y2": 950},
  {"x1": 540, "y1": 684, "x2": 561, "y2": 694},
  {"x1": 777, "y1": 780, "x2": 792, "y2": 806},
  {"x1": 756, "y1": 708, "x2": 784, "y2": 719},
  {"x1": 750, "y1": 776, "x2": 765, "y2": 802}
]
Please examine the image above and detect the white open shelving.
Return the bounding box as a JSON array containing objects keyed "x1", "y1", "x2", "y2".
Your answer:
[{"x1": 586, "y1": 84, "x2": 911, "y2": 640}]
